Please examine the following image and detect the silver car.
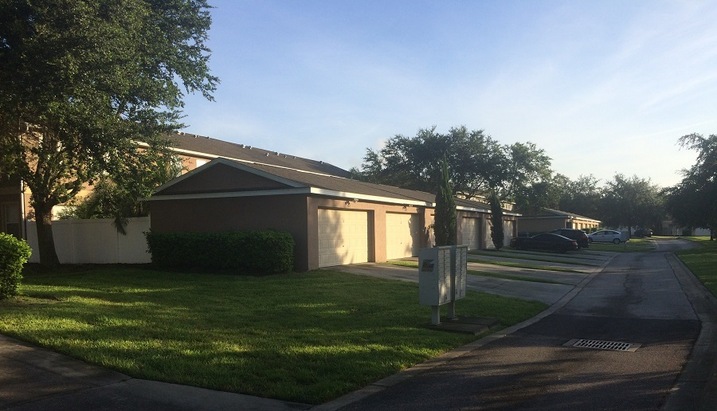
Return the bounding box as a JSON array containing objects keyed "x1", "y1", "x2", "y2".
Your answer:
[{"x1": 588, "y1": 230, "x2": 629, "y2": 244}]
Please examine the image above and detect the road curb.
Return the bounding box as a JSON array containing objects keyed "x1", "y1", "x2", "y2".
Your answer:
[{"x1": 662, "y1": 254, "x2": 717, "y2": 411}]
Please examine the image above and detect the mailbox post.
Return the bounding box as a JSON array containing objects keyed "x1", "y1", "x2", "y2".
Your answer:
[{"x1": 419, "y1": 245, "x2": 467, "y2": 325}]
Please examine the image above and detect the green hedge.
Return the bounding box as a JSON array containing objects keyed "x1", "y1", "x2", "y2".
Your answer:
[
  {"x1": 0, "y1": 233, "x2": 32, "y2": 299},
  {"x1": 145, "y1": 230, "x2": 294, "y2": 273}
]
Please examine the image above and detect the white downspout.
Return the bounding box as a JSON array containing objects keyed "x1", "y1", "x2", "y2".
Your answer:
[{"x1": 20, "y1": 179, "x2": 27, "y2": 240}]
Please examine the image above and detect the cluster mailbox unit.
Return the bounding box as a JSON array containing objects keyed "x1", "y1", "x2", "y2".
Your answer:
[{"x1": 418, "y1": 245, "x2": 467, "y2": 325}]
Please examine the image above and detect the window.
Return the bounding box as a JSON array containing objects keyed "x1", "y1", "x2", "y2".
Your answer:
[{"x1": 1, "y1": 202, "x2": 21, "y2": 238}]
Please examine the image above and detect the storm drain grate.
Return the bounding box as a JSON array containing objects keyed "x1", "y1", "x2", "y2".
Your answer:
[{"x1": 564, "y1": 338, "x2": 641, "y2": 352}]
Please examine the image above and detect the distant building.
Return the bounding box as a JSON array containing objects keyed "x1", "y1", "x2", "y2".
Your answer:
[{"x1": 518, "y1": 208, "x2": 601, "y2": 235}]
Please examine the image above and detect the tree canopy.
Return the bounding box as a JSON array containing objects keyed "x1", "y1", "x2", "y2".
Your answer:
[
  {"x1": 433, "y1": 157, "x2": 456, "y2": 246},
  {"x1": 599, "y1": 174, "x2": 663, "y2": 233},
  {"x1": 502, "y1": 142, "x2": 553, "y2": 214},
  {"x1": 355, "y1": 126, "x2": 507, "y2": 199},
  {"x1": 0, "y1": 0, "x2": 218, "y2": 265},
  {"x1": 558, "y1": 174, "x2": 602, "y2": 219},
  {"x1": 353, "y1": 125, "x2": 684, "y2": 235},
  {"x1": 355, "y1": 126, "x2": 551, "y2": 210},
  {"x1": 665, "y1": 133, "x2": 717, "y2": 239}
]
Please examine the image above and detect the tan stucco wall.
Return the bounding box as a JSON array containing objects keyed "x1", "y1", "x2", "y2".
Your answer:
[
  {"x1": 569, "y1": 220, "x2": 600, "y2": 230},
  {"x1": 517, "y1": 217, "x2": 599, "y2": 234},
  {"x1": 0, "y1": 180, "x2": 30, "y2": 238}
]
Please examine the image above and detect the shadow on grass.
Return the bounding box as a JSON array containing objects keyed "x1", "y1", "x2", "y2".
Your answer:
[{"x1": 1, "y1": 267, "x2": 546, "y2": 404}]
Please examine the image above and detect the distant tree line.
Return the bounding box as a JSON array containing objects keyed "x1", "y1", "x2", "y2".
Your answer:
[
  {"x1": 352, "y1": 126, "x2": 716, "y2": 239},
  {"x1": 664, "y1": 134, "x2": 717, "y2": 240}
]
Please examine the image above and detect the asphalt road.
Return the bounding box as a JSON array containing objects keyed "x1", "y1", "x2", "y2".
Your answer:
[{"x1": 335, "y1": 239, "x2": 705, "y2": 410}]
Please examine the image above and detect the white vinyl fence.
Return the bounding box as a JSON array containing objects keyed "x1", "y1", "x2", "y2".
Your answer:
[{"x1": 26, "y1": 217, "x2": 151, "y2": 264}]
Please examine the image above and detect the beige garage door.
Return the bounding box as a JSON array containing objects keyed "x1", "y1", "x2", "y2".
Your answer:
[
  {"x1": 318, "y1": 208, "x2": 369, "y2": 267},
  {"x1": 386, "y1": 213, "x2": 420, "y2": 260},
  {"x1": 484, "y1": 218, "x2": 514, "y2": 249},
  {"x1": 460, "y1": 217, "x2": 480, "y2": 250},
  {"x1": 503, "y1": 220, "x2": 515, "y2": 248}
]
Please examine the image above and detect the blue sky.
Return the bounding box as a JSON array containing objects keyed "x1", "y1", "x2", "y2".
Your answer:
[{"x1": 180, "y1": 0, "x2": 717, "y2": 188}]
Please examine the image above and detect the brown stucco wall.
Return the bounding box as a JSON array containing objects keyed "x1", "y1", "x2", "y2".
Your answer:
[
  {"x1": 517, "y1": 218, "x2": 569, "y2": 234},
  {"x1": 159, "y1": 163, "x2": 288, "y2": 195},
  {"x1": 148, "y1": 194, "x2": 311, "y2": 271},
  {"x1": 149, "y1": 191, "x2": 510, "y2": 271}
]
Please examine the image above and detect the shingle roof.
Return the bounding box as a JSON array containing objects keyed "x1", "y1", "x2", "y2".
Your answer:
[
  {"x1": 163, "y1": 132, "x2": 352, "y2": 177},
  {"x1": 244, "y1": 161, "x2": 436, "y2": 204},
  {"x1": 151, "y1": 133, "x2": 503, "y2": 213},
  {"x1": 152, "y1": 157, "x2": 500, "y2": 213}
]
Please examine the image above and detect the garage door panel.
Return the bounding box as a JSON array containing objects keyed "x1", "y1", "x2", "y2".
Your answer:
[
  {"x1": 318, "y1": 209, "x2": 369, "y2": 267},
  {"x1": 460, "y1": 217, "x2": 480, "y2": 250},
  {"x1": 386, "y1": 213, "x2": 420, "y2": 260},
  {"x1": 503, "y1": 220, "x2": 514, "y2": 248}
]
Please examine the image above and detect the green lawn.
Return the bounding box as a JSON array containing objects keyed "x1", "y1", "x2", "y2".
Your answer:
[
  {"x1": 0, "y1": 267, "x2": 546, "y2": 404},
  {"x1": 587, "y1": 237, "x2": 656, "y2": 252},
  {"x1": 467, "y1": 257, "x2": 588, "y2": 273},
  {"x1": 469, "y1": 249, "x2": 605, "y2": 265},
  {"x1": 676, "y1": 236, "x2": 717, "y2": 297},
  {"x1": 387, "y1": 260, "x2": 570, "y2": 284}
]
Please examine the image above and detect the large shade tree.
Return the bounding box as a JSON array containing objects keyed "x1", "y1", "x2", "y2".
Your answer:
[
  {"x1": 61, "y1": 150, "x2": 184, "y2": 234},
  {"x1": 502, "y1": 142, "x2": 553, "y2": 214},
  {"x1": 354, "y1": 126, "x2": 507, "y2": 199},
  {"x1": 0, "y1": 0, "x2": 218, "y2": 265},
  {"x1": 558, "y1": 174, "x2": 602, "y2": 218},
  {"x1": 665, "y1": 133, "x2": 717, "y2": 240},
  {"x1": 355, "y1": 126, "x2": 554, "y2": 208},
  {"x1": 599, "y1": 174, "x2": 664, "y2": 234}
]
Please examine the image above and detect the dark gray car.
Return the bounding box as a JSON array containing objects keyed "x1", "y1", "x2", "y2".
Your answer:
[{"x1": 550, "y1": 228, "x2": 589, "y2": 248}]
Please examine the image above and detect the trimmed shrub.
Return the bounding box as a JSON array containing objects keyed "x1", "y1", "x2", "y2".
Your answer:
[
  {"x1": 489, "y1": 192, "x2": 505, "y2": 250},
  {"x1": 146, "y1": 230, "x2": 294, "y2": 273},
  {"x1": 0, "y1": 233, "x2": 32, "y2": 299}
]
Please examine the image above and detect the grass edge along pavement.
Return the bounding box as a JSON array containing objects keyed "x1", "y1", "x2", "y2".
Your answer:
[
  {"x1": 388, "y1": 260, "x2": 571, "y2": 285},
  {"x1": 0, "y1": 267, "x2": 546, "y2": 405},
  {"x1": 676, "y1": 236, "x2": 717, "y2": 297}
]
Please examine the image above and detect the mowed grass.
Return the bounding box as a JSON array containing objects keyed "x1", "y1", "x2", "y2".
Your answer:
[
  {"x1": 0, "y1": 267, "x2": 546, "y2": 404},
  {"x1": 587, "y1": 237, "x2": 655, "y2": 252},
  {"x1": 387, "y1": 260, "x2": 569, "y2": 284},
  {"x1": 470, "y1": 249, "x2": 604, "y2": 265},
  {"x1": 677, "y1": 236, "x2": 717, "y2": 297}
]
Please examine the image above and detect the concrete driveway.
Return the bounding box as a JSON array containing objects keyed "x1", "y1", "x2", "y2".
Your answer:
[{"x1": 332, "y1": 247, "x2": 616, "y2": 305}]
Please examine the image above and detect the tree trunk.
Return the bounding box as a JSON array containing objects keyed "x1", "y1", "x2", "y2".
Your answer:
[{"x1": 34, "y1": 203, "x2": 60, "y2": 267}]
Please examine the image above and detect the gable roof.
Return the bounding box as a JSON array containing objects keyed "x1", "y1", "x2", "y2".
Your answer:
[
  {"x1": 162, "y1": 132, "x2": 352, "y2": 178},
  {"x1": 150, "y1": 157, "x2": 513, "y2": 214}
]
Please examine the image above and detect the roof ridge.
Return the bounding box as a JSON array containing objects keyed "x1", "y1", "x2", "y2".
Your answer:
[{"x1": 171, "y1": 131, "x2": 332, "y2": 167}]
